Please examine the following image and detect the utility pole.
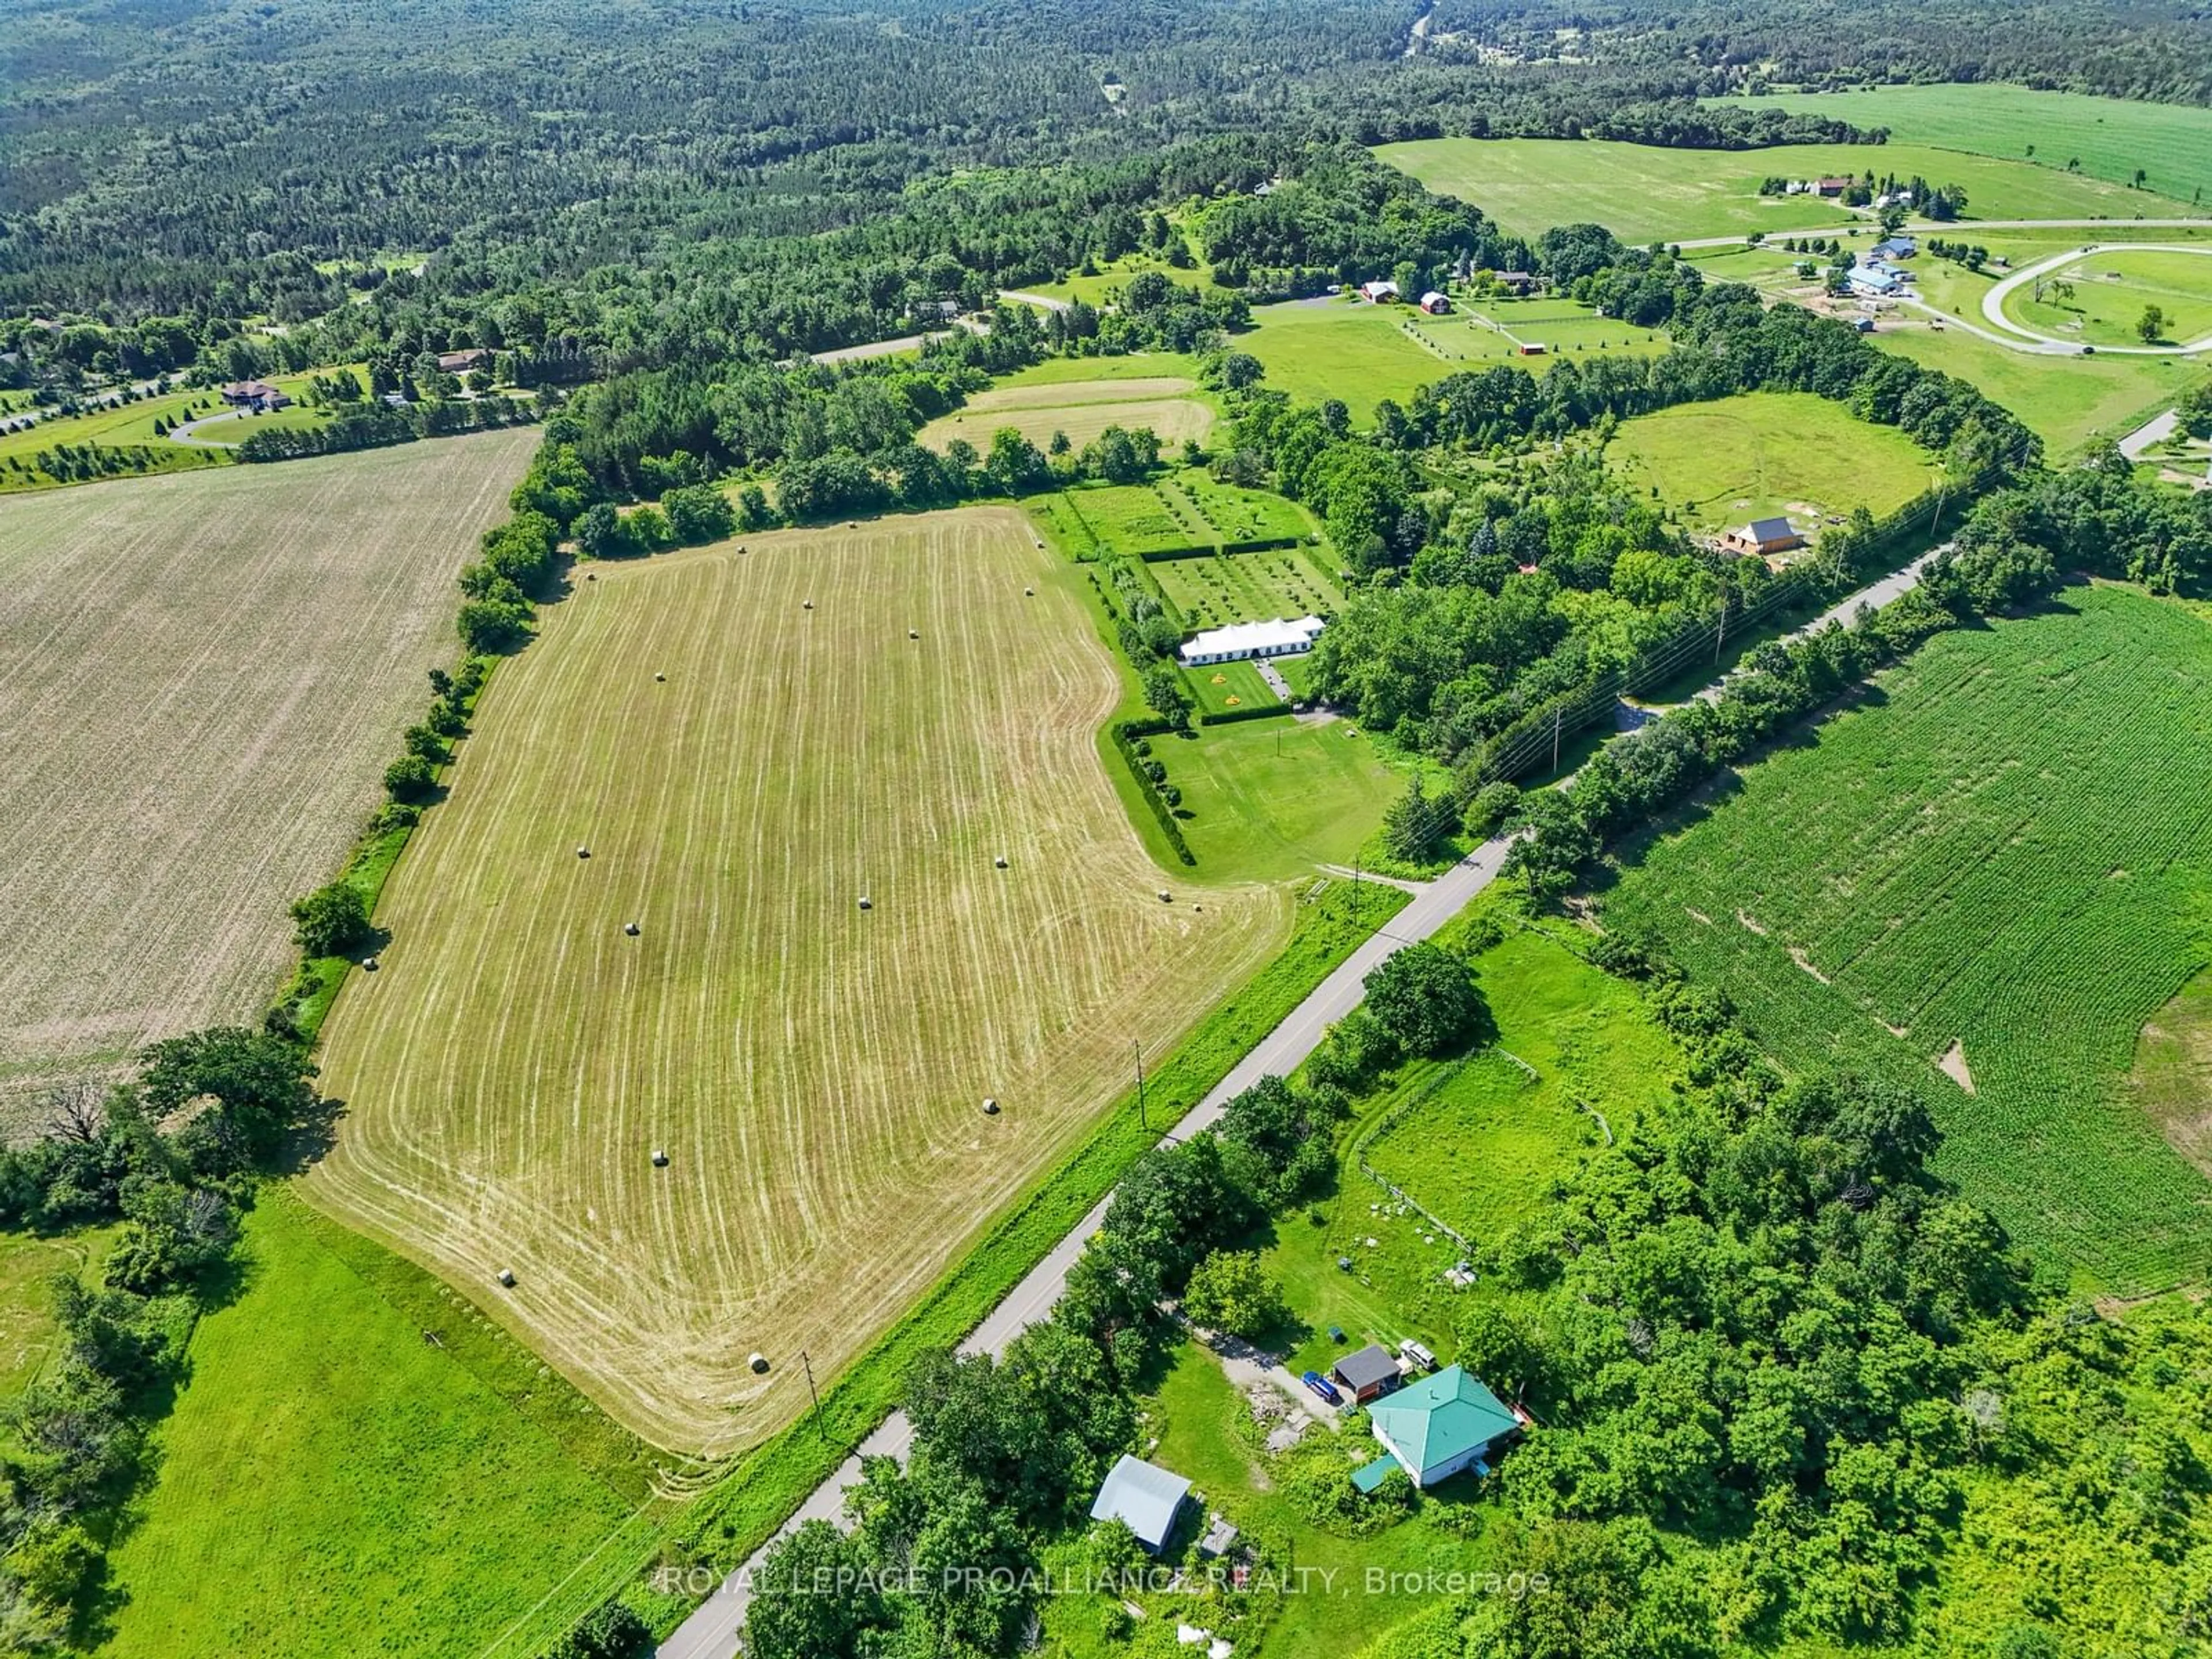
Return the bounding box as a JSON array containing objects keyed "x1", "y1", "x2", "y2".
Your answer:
[
  {"x1": 1550, "y1": 706, "x2": 1563, "y2": 774},
  {"x1": 801, "y1": 1349, "x2": 825, "y2": 1443},
  {"x1": 1715, "y1": 600, "x2": 1728, "y2": 665},
  {"x1": 1134, "y1": 1040, "x2": 1148, "y2": 1133}
]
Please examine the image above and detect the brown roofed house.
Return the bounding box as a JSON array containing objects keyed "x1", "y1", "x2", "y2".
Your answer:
[
  {"x1": 436, "y1": 348, "x2": 493, "y2": 374},
  {"x1": 219, "y1": 380, "x2": 290, "y2": 411}
]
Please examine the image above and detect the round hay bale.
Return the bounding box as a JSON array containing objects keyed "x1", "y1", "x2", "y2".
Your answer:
[
  {"x1": 982, "y1": 1097, "x2": 1001, "y2": 1116},
  {"x1": 1025, "y1": 586, "x2": 1035, "y2": 596},
  {"x1": 652, "y1": 1147, "x2": 669, "y2": 1168},
  {"x1": 908, "y1": 628, "x2": 919, "y2": 640},
  {"x1": 577, "y1": 846, "x2": 590, "y2": 859},
  {"x1": 624, "y1": 921, "x2": 641, "y2": 937},
  {"x1": 654, "y1": 672, "x2": 665, "y2": 682},
  {"x1": 1157, "y1": 890, "x2": 1172, "y2": 904},
  {"x1": 803, "y1": 599, "x2": 814, "y2": 611},
  {"x1": 749, "y1": 1352, "x2": 770, "y2": 1374},
  {"x1": 585, "y1": 571, "x2": 597, "y2": 582},
  {"x1": 497, "y1": 1268, "x2": 517, "y2": 1287},
  {"x1": 994, "y1": 855, "x2": 1009, "y2": 869},
  {"x1": 363, "y1": 956, "x2": 380, "y2": 972},
  {"x1": 858, "y1": 896, "x2": 873, "y2": 911}
]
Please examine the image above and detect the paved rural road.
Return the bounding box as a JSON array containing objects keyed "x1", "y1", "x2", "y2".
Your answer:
[{"x1": 656, "y1": 843, "x2": 1513, "y2": 1659}]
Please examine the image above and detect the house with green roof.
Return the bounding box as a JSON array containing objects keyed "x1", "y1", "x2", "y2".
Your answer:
[{"x1": 1365, "y1": 1364, "x2": 1524, "y2": 1489}]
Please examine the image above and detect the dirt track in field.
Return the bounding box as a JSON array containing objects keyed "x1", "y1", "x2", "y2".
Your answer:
[
  {"x1": 307, "y1": 508, "x2": 1286, "y2": 1452},
  {"x1": 0, "y1": 431, "x2": 537, "y2": 1126}
]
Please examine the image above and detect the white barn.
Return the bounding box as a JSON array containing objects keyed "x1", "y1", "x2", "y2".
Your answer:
[{"x1": 1178, "y1": 615, "x2": 1326, "y2": 667}]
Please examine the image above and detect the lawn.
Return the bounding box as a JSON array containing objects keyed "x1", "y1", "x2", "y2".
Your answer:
[
  {"x1": 1872, "y1": 313, "x2": 2209, "y2": 453},
  {"x1": 1160, "y1": 469, "x2": 1319, "y2": 546},
  {"x1": 0, "y1": 429, "x2": 537, "y2": 1128},
  {"x1": 1603, "y1": 583, "x2": 2212, "y2": 1294},
  {"x1": 1185, "y1": 657, "x2": 1282, "y2": 719},
  {"x1": 1603, "y1": 389, "x2": 1938, "y2": 529},
  {"x1": 1997, "y1": 245, "x2": 2212, "y2": 348},
  {"x1": 1238, "y1": 301, "x2": 1455, "y2": 422},
  {"x1": 1153, "y1": 718, "x2": 1399, "y2": 884},
  {"x1": 1374, "y1": 137, "x2": 2166, "y2": 243},
  {"x1": 1420, "y1": 294, "x2": 1672, "y2": 369},
  {"x1": 0, "y1": 1227, "x2": 117, "y2": 1399},
  {"x1": 308, "y1": 508, "x2": 1292, "y2": 1452},
  {"x1": 1035, "y1": 480, "x2": 1202, "y2": 558},
  {"x1": 922, "y1": 375, "x2": 1214, "y2": 455},
  {"x1": 92, "y1": 1192, "x2": 644, "y2": 1659},
  {"x1": 1150, "y1": 546, "x2": 1344, "y2": 631},
  {"x1": 1718, "y1": 85, "x2": 2212, "y2": 207}
]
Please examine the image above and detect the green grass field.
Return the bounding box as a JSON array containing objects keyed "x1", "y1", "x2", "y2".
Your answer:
[
  {"x1": 310, "y1": 508, "x2": 1290, "y2": 1452},
  {"x1": 1154, "y1": 719, "x2": 1398, "y2": 883},
  {"x1": 1151, "y1": 546, "x2": 1343, "y2": 631},
  {"x1": 95, "y1": 1192, "x2": 642, "y2": 1659},
  {"x1": 1239, "y1": 301, "x2": 1453, "y2": 420},
  {"x1": 1604, "y1": 390, "x2": 1937, "y2": 529},
  {"x1": 1719, "y1": 85, "x2": 2212, "y2": 207},
  {"x1": 1360, "y1": 926, "x2": 1684, "y2": 1245},
  {"x1": 1160, "y1": 468, "x2": 1318, "y2": 545},
  {"x1": 1185, "y1": 657, "x2": 1282, "y2": 718},
  {"x1": 1035, "y1": 480, "x2": 1203, "y2": 556},
  {"x1": 1603, "y1": 583, "x2": 2212, "y2": 1294},
  {"x1": 0, "y1": 1228, "x2": 116, "y2": 1399},
  {"x1": 922, "y1": 374, "x2": 1213, "y2": 455},
  {"x1": 1375, "y1": 137, "x2": 2171, "y2": 243},
  {"x1": 1998, "y1": 246, "x2": 2212, "y2": 347}
]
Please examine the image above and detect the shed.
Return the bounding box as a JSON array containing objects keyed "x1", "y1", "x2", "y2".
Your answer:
[
  {"x1": 1722, "y1": 516, "x2": 1806, "y2": 558},
  {"x1": 1418, "y1": 290, "x2": 1451, "y2": 315},
  {"x1": 1089, "y1": 1453, "x2": 1191, "y2": 1554},
  {"x1": 1358, "y1": 279, "x2": 1400, "y2": 304},
  {"x1": 1331, "y1": 1342, "x2": 1403, "y2": 1405},
  {"x1": 1369, "y1": 1365, "x2": 1524, "y2": 1488}
]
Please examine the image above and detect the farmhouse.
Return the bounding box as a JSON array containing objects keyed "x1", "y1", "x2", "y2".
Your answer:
[
  {"x1": 1178, "y1": 615, "x2": 1325, "y2": 666},
  {"x1": 1815, "y1": 176, "x2": 1855, "y2": 197},
  {"x1": 1418, "y1": 290, "x2": 1451, "y2": 315},
  {"x1": 1331, "y1": 1343, "x2": 1403, "y2": 1405},
  {"x1": 1847, "y1": 265, "x2": 1904, "y2": 299},
  {"x1": 1366, "y1": 1365, "x2": 1524, "y2": 1490},
  {"x1": 436, "y1": 348, "x2": 492, "y2": 374},
  {"x1": 1359, "y1": 279, "x2": 1401, "y2": 303},
  {"x1": 1721, "y1": 516, "x2": 1806, "y2": 558},
  {"x1": 1491, "y1": 270, "x2": 1539, "y2": 294},
  {"x1": 1871, "y1": 236, "x2": 1918, "y2": 261},
  {"x1": 1089, "y1": 1453, "x2": 1191, "y2": 1553},
  {"x1": 219, "y1": 379, "x2": 291, "y2": 411}
]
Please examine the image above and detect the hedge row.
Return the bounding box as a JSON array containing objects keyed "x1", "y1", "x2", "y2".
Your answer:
[
  {"x1": 1110, "y1": 718, "x2": 1195, "y2": 865},
  {"x1": 1198, "y1": 700, "x2": 1294, "y2": 728},
  {"x1": 1135, "y1": 534, "x2": 1304, "y2": 564}
]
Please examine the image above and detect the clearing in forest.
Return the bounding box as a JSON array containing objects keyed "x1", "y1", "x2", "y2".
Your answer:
[
  {"x1": 1604, "y1": 583, "x2": 2212, "y2": 1294},
  {"x1": 1374, "y1": 137, "x2": 2168, "y2": 243},
  {"x1": 308, "y1": 508, "x2": 1286, "y2": 1451},
  {"x1": 1718, "y1": 85, "x2": 2212, "y2": 206},
  {"x1": 0, "y1": 429, "x2": 539, "y2": 1123},
  {"x1": 1603, "y1": 390, "x2": 1939, "y2": 530},
  {"x1": 921, "y1": 376, "x2": 1213, "y2": 454}
]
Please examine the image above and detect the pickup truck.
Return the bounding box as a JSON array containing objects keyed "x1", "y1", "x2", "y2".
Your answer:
[{"x1": 1300, "y1": 1369, "x2": 1342, "y2": 1406}]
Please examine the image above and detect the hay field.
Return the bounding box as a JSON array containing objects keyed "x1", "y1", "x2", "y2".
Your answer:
[
  {"x1": 0, "y1": 430, "x2": 537, "y2": 1118},
  {"x1": 309, "y1": 509, "x2": 1287, "y2": 1451},
  {"x1": 921, "y1": 376, "x2": 1214, "y2": 453}
]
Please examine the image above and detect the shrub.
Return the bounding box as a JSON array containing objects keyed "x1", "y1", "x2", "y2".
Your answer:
[
  {"x1": 1363, "y1": 942, "x2": 1488, "y2": 1057},
  {"x1": 1182, "y1": 1250, "x2": 1287, "y2": 1338}
]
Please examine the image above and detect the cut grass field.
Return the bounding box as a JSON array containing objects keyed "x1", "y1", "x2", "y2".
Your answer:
[
  {"x1": 1030, "y1": 469, "x2": 1320, "y2": 563},
  {"x1": 1998, "y1": 245, "x2": 2212, "y2": 348},
  {"x1": 1153, "y1": 718, "x2": 1399, "y2": 884},
  {"x1": 1603, "y1": 389, "x2": 1938, "y2": 529},
  {"x1": 1719, "y1": 85, "x2": 2212, "y2": 207},
  {"x1": 0, "y1": 429, "x2": 537, "y2": 1123},
  {"x1": 308, "y1": 508, "x2": 1290, "y2": 1452},
  {"x1": 1240, "y1": 296, "x2": 1668, "y2": 422},
  {"x1": 1603, "y1": 583, "x2": 2212, "y2": 1294},
  {"x1": 94, "y1": 1191, "x2": 644, "y2": 1659},
  {"x1": 1374, "y1": 137, "x2": 2168, "y2": 244},
  {"x1": 921, "y1": 374, "x2": 1213, "y2": 454}
]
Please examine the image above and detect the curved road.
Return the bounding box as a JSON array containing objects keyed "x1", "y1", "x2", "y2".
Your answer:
[
  {"x1": 1975, "y1": 243, "x2": 2212, "y2": 354},
  {"x1": 1674, "y1": 214, "x2": 2212, "y2": 251}
]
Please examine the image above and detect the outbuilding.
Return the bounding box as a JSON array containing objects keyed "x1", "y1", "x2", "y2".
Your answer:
[
  {"x1": 1721, "y1": 516, "x2": 1806, "y2": 558},
  {"x1": 1177, "y1": 615, "x2": 1325, "y2": 668},
  {"x1": 1418, "y1": 291, "x2": 1451, "y2": 315},
  {"x1": 1089, "y1": 1453, "x2": 1191, "y2": 1554},
  {"x1": 1358, "y1": 279, "x2": 1400, "y2": 304},
  {"x1": 1331, "y1": 1343, "x2": 1403, "y2": 1406}
]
